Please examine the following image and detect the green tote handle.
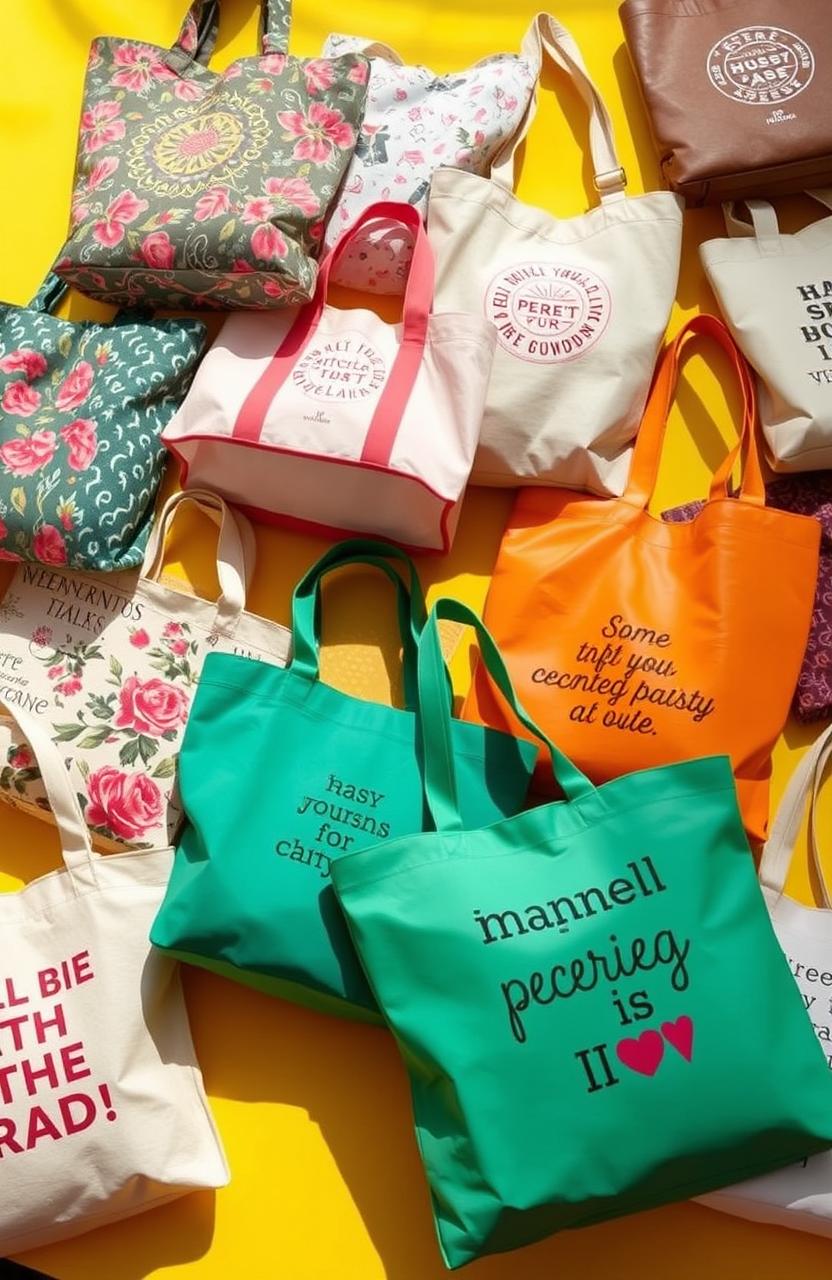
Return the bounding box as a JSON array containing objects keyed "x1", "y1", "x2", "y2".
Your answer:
[
  {"x1": 417, "y1": 597, "x2": 596, "y2": 833},
  {"x1": 291, "y1": 539, "x2": 428, "y2": 710},
  {"x1": 169, "y1": 0, "x2": 290, "y2": 69}
]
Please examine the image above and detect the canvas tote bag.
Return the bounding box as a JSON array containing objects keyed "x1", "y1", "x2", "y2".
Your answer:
[
  {"x1": 150, "y1": 540, "x2": 536, "y2": 1022},
  {"x1": 163, "y1": 201, "x2": 495, "y2": 552},
  {"x1": 318, "y1": 28, "x2": 538, "y2": 292},
  {"x1": 697, "y1": 722, "x2": 832, "y2": 1235},
  {"x1": 426, "y1": 12, "x2": 683, "y2": 494},
  {"x1": 56, "y1": 0, "x2": 368, "y2": 310},
  {"x1": 0, "y1": 704, "x2": 227, "y2": 1256},
  {"x1": 464, "y1": 315, "x2": 821, "y2": 843},
  {"x1": 702, "y1": 193, "x2": 832, "y2": 471},
  {"x1": 0, "y1": 271, "x2": 206, "y2": 571},
  {"x1": 0, "y1": 488, "x2": 290, "y2": 851},
  {"x1": 331, "y1": 597, "x2": 832, "y2": 1268}
]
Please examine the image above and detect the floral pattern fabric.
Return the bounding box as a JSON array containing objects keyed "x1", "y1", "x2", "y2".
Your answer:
[
  {"x1": 0, "y1": 279, "x2": 206, "y2": 570},
  {"x1": 663, "y1": 475, "x2": 832, "y2": 722},
  {"x1": 320, "y1": 34, "x2": 536, "y2": 293},
  {"x1": 58, "y1": 34, "x2": 368, "y2": 310}
]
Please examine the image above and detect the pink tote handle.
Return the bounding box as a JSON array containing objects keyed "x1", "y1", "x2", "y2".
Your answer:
[{"x1": 233, "y1": 202, "x2": 434, "y2": 467}]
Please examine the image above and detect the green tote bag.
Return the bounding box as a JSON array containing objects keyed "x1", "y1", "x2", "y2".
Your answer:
[
  {"x1": 331, "y1": 597, "x2": 832, "y2": 1268},
  {"x1": 150, "y1": 542, "x2": 536, "y2": 1020}
]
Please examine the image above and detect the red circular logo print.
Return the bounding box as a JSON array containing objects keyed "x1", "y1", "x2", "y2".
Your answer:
[
  {"x1": 485, "y1": 262, "x2": 612, "y2": 364},
  {"x1": 291, "y1": 332, "x2": 387, "y2": 402}
]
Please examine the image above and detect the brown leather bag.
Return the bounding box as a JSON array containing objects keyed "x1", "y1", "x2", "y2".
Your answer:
[{"x1": 620, "y1": 0, "x2": 832, "y2": 204}]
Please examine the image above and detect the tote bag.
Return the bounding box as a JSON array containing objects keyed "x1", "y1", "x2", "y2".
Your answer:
[
  {"x1": 318, "y1": 29, "x2": 538, "y2": 292},
  {"x1": 163, "y1": 202, "x2": 495, "y2": 552},
  {"x1": 331, "y1": 597, "x2": 832, "y2": 1269},
  {"x1": 0, "y1": 488, "x2": 290, "y2": 851},
  {"x1": 0, "y1": 272, "x2": 206, "y2": 570},
  {"x1": 150, "y1": 540, "x2": 536, "y2": 1022},
  {"x1": 702, "y1": 193, "x2": 832, "y2": 471},
  {"x1": 56, "y1": 0, "x2": 368, "y2": 310},
  {"x1": 426, "y1": 12, "x2": 682, "y2": 493},
  {"x1": 697, "y1": 722, "x2": 832, "y2": 1235},
  {"x1": 0, "y1": 704, "x2": 227, "y2": 1257},
  {"x1": 464, "y1": 315, "x2": 821, "y2": 843}
]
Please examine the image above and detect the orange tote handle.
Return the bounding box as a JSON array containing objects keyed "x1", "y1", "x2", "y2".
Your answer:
[{"x1": 622, "y1": 314, "x2": 764, "y2": 511}]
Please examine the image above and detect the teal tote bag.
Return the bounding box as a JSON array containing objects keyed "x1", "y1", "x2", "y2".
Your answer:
[
  {"x1": 331, "y1": 598, "x2": 832, "y2": 1267},
  {"x1": 150, "y1": 542, "x2": 536, "y2": 1021}
]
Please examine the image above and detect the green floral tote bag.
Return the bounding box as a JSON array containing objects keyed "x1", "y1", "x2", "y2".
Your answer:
[
  {"x1": 331, "y1": 597, "x2": 832, "y2": 1268},
  {"x1": 0, "y1": 273, "x2": 206, "y2": 570},
  {"x1": 150, "y1": 540, "x2": 537, "y2": 1021},
  {"x1": 56, "y1": 0, "x2": 368, "y2": 310}
]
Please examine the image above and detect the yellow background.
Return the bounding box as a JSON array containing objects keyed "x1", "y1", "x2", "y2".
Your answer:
[{"x1": 1, "y1": 1, "x2": 830, "y2": 1276}]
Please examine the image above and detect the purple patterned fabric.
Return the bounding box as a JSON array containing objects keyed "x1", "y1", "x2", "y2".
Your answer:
[{"x1": 663, "y1": 475, "x2": 832, "y2": 722}]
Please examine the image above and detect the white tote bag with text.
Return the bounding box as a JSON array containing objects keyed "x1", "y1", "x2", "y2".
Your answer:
[{"x1": 427, "y1": 12, "x2": 682, "y2": 493}]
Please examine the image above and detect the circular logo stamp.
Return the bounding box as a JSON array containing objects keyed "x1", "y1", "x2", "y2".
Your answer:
[
  {"x1": 292, "y1": 333, "x2": 387, "y2": 402},
  {"x1": 485, "y1": 262, "x2": 611, "y2": 364},
  {"x1": 706, "y1": 27, "x2": 814, "y2": 105}
]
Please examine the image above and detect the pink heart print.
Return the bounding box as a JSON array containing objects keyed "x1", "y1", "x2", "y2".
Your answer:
[
  {"x1": 661, "y1": 1015, "x2": 694, "y2": 1062},
  {"x1": 615, "y1": 1030, "x2": 664, "y2": 1076}
]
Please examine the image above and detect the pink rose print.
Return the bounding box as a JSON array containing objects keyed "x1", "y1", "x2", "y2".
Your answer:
[
  {"x1": 2, "y1": 381, "x2": 41, "y2": 417},
  {"x1": 263, "y1": 279, "x2": 285, "y2": 299},
  {"x1": 179, "y1": 13, "x2": 198, "y2": 53},
  {"x1": 402, "y1": 150, "x2": 425, "y2": 167},
  {"x1": 139, "y1": 230, "x2": 175, "y2": 269},
  {"x1": 0, "y1": 349, "x2": 47, "y2": 380},
  {"x1": 86, "y1": 156, "x2": 120, "y2": 191},
  {"x1": 55, "y1": 361, "x2": 94, "y2": 413},
  {"x1": 85, "y1": 766, "x2": 164, "y2": 841},
  {"x1": 47, "y1": 665, "x2": 65, "y2": 681},
  {"x1": 173, "y1": 79, "x2": 205, "y2": 102},
  {"x1": 163, "y1": 623, "x2": 183, "y2": 638},
  {"x1": 109, "y1": 42, "x2": 174, "y2": 93},
  {"x1": 0, "y1": 550, "x2": 21, "y2": 562},
  {"x1": 277, "y1": 102, "x2": 356, "y2": 165},
  {"x1": 87, "y1": 41, "x2": 103, "y2": 71},
  {"x1": 394, "y1": 88, "x2": 408, "y2": 102},
  {"x1": 32, "y1": 525, "x2": 67, "y2": 565},
  {"x1": 170, "y1": 639, "x2": 188, "y2": 656},
  {"x1": 115, "y1": 676, "x2": 189, "y2": 737},
  {"x1": 194, "y1": 186, "x2": 231, "y2": 222},
  {"x1": 130, "y1": 628, "x2": 150, "y2": 649},
  {"x1": 80, "y1": 100, "x2": 126, "y2": 154},
  {"x1": 59, "y1": 418, "x2": 98, "y2": 471},
  {"x1": 71, "y1": 200, "x2": 91, "y2": 229},
  {"x1": 309, "y1": 220, "x2": 324, "y2": 243},
  {"x1": 56, "y1": 677, "x2": 82, "y2": 697},
  {"x1": 31, "y1": 625, "x2": 52, "y2": 647},
  {"x1": 0, "y1": 430, "x2": 56, "y2": 477},
  {"x1": 59, "y1": 510, "x2": 75, "y2": 532},
  {"x1": 9, "y1": 746, "x2": 32, "y2": 770},
  {"x1": 264, "y1": 176, "x2": 319, "y2": 216},
  {"x1": 92, "y1": 189, "x2": 149, "y2": 249},
  {"x1": 303, "y1": 59, "x2": 336, "y2": 93},
  {"x1": 242, "y1": 197, "x2": 275, "y2": 225},
  {"x1": 407, "y1": 106, "x2": 423, "y2": 122},
  {"x1": 348, "y1": 62, "x2": 369, "y2": 86},
  {"x1": 251, "y1": 223, "x2": 287, "y2": 262},
  {"x1": 260, "y1": 53, "x2": 287, "y2": 75},
  {"x1": 231, "y1": 259, "x2": 255, "y2": 273}
]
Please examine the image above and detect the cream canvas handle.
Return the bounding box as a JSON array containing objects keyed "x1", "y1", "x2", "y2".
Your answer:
[
  {"x1": 142, "y1": 490, "x2": 254, "y2": 636},
  {"x1": 489, "y1": 11, "x2": 625, "y2": 204},
  {"x1": 759, "y1": 725, "x2": 832, "y2": 907}
]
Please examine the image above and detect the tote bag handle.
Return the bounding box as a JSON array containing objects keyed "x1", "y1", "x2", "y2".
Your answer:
[
  {"x1": 141, "y1": 489, "x2": 253, "y2": 636},
  {"x1": 290, "y1": 539, "x2": 426, "y2": 709},
  {"x1": 416, "y1": 597, "x2": 596, "y2": 832},
  {"x1": 232, "y1": 202, "x2": 433, "y2": 467},
  {"x1": 760, "y1": 726, "x2": 832, "y2": 907},
  {"x1": 723, "y1": 191, "x2": 832, "y2": 243},
  {"x1": 29, "y1": 271, "x2": 69, "y2": 314},
  {"x1": 168, "y1": 0, "x2": 290, "y2": 70},
  {"x1": 0, "y1": 705, "x2": 105, "y2": 893},
  {"x1": 490, "y1": 12, "x2": 626, "y2": 204},
  {"x1": 622, "y1": 314, "x2": 765, "y2": 512}
]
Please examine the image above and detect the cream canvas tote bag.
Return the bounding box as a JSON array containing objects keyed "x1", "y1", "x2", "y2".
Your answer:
[
  {"x1": 699, "y1": 723, "x2": 832, "y2": 1235},
  {"x1": 427, "y1": 12, "x2": 683, "y2": 494},
  {"x1": 0, "y1": 705, "x2": 227, "y2": 1256},
  {"x1": 702, "y1": 194, "x2": 832, "y2": 472},
  {"x1": 0, "y1": 489, "x2": 291, "y2": 850}
]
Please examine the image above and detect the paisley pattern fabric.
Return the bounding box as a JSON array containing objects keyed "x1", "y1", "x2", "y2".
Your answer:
[
  {"x1": 663, "y1": 475, "x2": 832, "y2": 722},
  {"x1": 57, "y1": 1, "x2": 368, "y2": 310},
  {"x1": 0, "y1": 274, "x2": 206, "y2": 570},
  {"x1": 321, "y1": 33, "x2": 536, "y2": 293}
]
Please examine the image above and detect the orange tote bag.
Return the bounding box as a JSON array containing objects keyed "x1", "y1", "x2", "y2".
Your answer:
[{"x1": 465, "y1": 315, "x2": 820, "y2": 842}]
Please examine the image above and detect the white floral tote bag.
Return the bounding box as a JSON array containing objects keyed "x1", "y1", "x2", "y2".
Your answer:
[
  {"x1": 0, "y1": 704, "x2": 227, "y2": 1256},
  {"x1": 319, "y1": 27, "x2": 538, "y2": 292},
  {"x1": 0, "y1": 489, "x2": 290, "y2": 849}
]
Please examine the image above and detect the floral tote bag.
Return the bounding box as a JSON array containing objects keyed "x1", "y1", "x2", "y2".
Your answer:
[
  {"x1": 0, "y1": 272, "x2": 206, "y2": 570},
  {"x1": 0, "y1": 489, "x2": 290, "y2": 850},
  {"x1": 319, "y1": 28, "x2": 538, "y2": 292},
  {"x1": 56, "y1": 0, "x2": 369, "y2": 310}
]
